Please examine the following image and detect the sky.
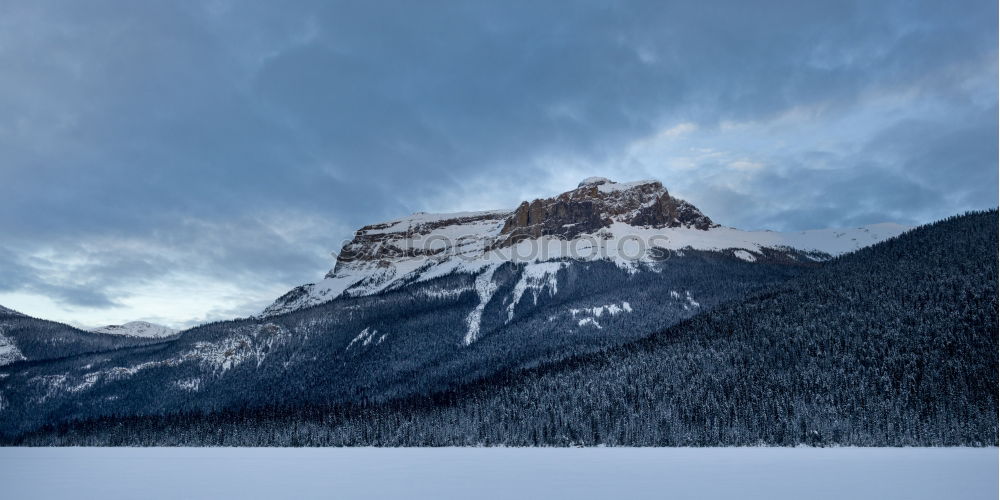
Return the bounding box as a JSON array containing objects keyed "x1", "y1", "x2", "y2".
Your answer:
[{"x1": 0, "y1": 0, "x2": 996, "y2": 329}]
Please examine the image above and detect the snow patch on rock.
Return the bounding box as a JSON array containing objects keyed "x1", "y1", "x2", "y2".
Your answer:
[
  {"x1": 733, "y1": 249, "x2": 757, "y2": 262},
  {"x1": 571, "y1": 302, "x2": 633, "y2": 318},
  {"x1": 506, "y1": 262, "x2": 565, "y2": 322},
  {"x1": 347, "y1": 327, "x2": 379, "y2": 351},
  {"x1": 578, "y1": 176, "x2": 613, "y2": 187},
  {"x1": 683, "y1": 291, "x2": 700, "y2": 310},
  {"x1": 175, "y1": 378, "x2": 202, "y2": 392},
  {"x1": 464, "y1": 265, "x2": 500, "y2": 345}
]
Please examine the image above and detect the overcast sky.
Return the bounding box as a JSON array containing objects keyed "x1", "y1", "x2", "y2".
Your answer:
[{"x1": 0, "y1": 0, "x2": 996, "y2": 328}]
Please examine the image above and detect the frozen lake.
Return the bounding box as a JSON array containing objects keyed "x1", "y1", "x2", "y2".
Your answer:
[{"x1": 1, "y1": 447, "x2": 996, "y2": 499}]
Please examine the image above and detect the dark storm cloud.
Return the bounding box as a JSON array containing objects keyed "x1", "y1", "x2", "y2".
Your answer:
[
  {"x1": 0, "y1": 0, "x2": 995, "y2": 323},
  {"x1": 0, "y1": 246, "x2": 118, "y2": 308}
]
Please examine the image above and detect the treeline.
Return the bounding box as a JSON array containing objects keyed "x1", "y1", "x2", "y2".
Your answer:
[{"x1": 10, "y1": 210, "x2": 997, "y2": 447}]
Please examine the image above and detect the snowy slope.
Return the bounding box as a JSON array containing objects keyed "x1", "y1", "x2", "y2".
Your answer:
[
  {"x1": 90, "y1": 321, "x2": 178, "y2": 339},
  {"x1": 262, "y1": 178, "x2": 911, "y2": 316}
]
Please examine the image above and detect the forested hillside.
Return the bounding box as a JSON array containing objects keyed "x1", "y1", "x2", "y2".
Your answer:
[
  {"x1": 0, "y1": 252, "x2": 810, "y2": 438},
  {"x1": 0, "y1": 308, "x2": 172, "y2": 366},
  {"x1": 12, "y1": 210, "x2": 996, "y2": 446}
]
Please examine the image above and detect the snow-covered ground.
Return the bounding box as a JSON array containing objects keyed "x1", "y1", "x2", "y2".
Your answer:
[{"x1": 0, "y1": 448, "x2": 994, "y2": 500}]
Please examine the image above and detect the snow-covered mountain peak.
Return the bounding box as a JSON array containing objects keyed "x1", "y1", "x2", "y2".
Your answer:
[
  {"x1": 578, "y1": 176, "x2": 613, "y2": 187},
  {"x1": 90, "y1": 321, "x2": 178, "y2": 338},
  {"x1": 261, "y1": 178, "x2": 912, "y2": 317}
]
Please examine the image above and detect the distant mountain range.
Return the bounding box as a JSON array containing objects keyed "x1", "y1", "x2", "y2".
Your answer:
[
  {"x1": 89, "y1": 321, "x2": 178, "y2": 339},
  {"x1": 0, "y1": 178, "x2": 994, "y2": 447},
  {"x1": 0, "y1": 307, "x2": 176, "y2": 367}
]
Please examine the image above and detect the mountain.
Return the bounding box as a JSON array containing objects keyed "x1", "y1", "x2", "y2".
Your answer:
[
  {"x1": 0, "y1": 306, "x2": 173, "y2": 368},
  {"x1": 263, "y1": 178, "x2": 909, "y2": 317},
  {"x1": 18, "y1": 211, "x2": 994, "y2": 446},
  {"x1": 90, "y1": 321, "x2": 178, "y2": 339},
  {"x1": 0, "y1": 178, "x2": 911, "y2": 439}
]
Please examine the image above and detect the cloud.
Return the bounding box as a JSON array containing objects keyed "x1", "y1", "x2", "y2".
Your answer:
[{"x1": 0, "y1": 0, "x2": 994, "y2": 325}]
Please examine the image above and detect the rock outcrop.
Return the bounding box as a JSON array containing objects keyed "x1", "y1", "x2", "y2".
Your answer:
[
  {"x1": 496, "y1": 178, "x2": 714, "y2": 246},
  {"x1": 333, "y1": 211, "x2": 510, "y2": 268}
]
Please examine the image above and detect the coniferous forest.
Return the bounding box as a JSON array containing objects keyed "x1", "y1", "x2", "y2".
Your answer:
[{"x1": 9, "y1": 211, "x2": 997, "y2": 447}]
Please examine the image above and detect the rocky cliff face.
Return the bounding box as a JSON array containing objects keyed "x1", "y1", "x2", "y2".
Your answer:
[
  {"x1": 497, "y1": 177, "x2": 713, "y2": 246},
  {"x1": 333, "y1": 211, "x2": 510, "y2": 271}
]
